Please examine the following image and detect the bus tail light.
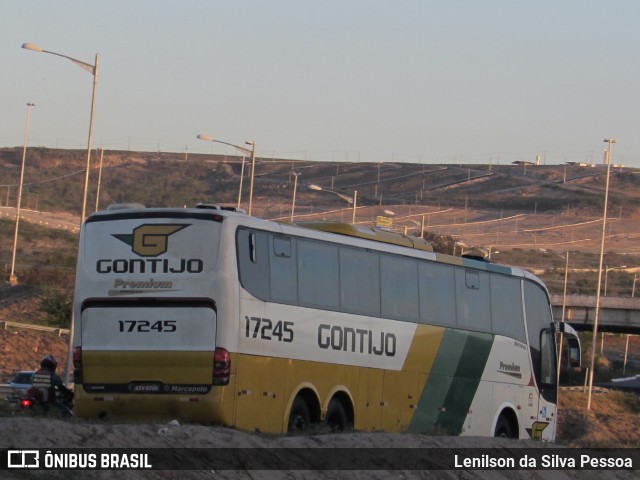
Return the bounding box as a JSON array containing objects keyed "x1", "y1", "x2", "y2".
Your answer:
[
  {"x1": 213, "y1": 347, "x2": 230, "y2": 386},
  {"x1": 73, "y1": 346, "x2": 83, "y2": 384}
]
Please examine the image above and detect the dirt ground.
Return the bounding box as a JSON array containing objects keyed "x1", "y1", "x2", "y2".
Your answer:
[
  {"x1": 0, "y1": 328, "x2": 69, "y2": 381},
  {"x1": 1, "y1": 327, "x2": 639, "y2": 479},
  {"x1": 0, "y1": 417, "x2": 637, "y2": 480}
]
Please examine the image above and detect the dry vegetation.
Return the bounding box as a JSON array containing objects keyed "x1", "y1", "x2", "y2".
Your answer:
[
  {"x1": 1, "y1": 147, "x2": 640, "y2": 453},
  {"x1": 558, "y1": 389, "x2": 640, "y2": 447}
]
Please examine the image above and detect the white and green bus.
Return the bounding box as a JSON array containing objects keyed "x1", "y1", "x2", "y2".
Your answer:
[{"x1": 72, "y1": 203, "x2": 580, "y2": 440}]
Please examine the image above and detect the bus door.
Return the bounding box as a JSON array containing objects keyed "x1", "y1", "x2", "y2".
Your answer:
[
  {"x1": 523, "y1": 281, "x2": 558, "y2": 441},
  {"x1": 534, "y1": 328, "x2": 558, "y2": 441}
]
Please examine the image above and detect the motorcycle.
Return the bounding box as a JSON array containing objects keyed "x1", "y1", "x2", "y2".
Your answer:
[{"x1": 18, "y1": 388, "x2": 74, "y2": 418}]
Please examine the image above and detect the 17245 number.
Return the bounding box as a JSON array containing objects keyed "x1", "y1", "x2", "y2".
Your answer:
[
  {"x1": 118, "y1": 320, "x2": 177, "y2": 332},
  {"x1": 244, "y1": 316, "x2": 294, "y2": 342}
]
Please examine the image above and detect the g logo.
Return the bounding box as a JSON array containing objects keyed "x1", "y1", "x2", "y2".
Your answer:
[{"x1": 113, "y1": 224, "x2": 189, "y2": 257}]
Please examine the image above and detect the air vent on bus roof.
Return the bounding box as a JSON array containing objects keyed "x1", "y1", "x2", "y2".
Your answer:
[
  {"x1": 195, "y1": 203, "x2": 246, "y2": 213},
  {"x1": 106, "y1": 203, "x2": 146, "y2": 211},
  {"x1": 461, "y1": 249, "x2": 490, "y2": 263}
]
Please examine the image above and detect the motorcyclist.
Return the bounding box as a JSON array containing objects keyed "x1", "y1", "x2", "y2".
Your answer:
[{"x1": 27, "y1": 354, "x2": 72, "y2": 407}]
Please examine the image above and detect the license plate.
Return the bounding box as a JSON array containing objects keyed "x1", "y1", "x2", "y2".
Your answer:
[{"x1": 129, "y1": 381, "x2": 163, "y2": 393}]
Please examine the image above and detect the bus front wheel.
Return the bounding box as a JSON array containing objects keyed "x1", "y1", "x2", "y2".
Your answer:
[
  {"x1": 288, "y1": 396, "x2": 310, "y2": 433},
  {"x1": 494, "y1": 413, "x2": 515, "y2": 438}
]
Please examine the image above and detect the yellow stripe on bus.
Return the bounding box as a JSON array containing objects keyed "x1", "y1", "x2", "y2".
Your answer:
[
  {"x1": 401, "y1": 324, "x2": 446, "y2": 374},
  {"x1": 231, "y1": 327, "x2": 446, "y2": 433},
  {"x1": 82, "y1": 350, "x2": 214, "y2": 383}
]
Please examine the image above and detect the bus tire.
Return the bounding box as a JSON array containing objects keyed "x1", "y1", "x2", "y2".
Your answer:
[
  {"x1": 288, "y1": 396, "x2": 310, "y2": 433},
  {"x1": 324, "y1": 398, "x2": 348, "y2": 433},
  {"x1": 494, "y1": 413, "x2": 514, "y2": 438}
]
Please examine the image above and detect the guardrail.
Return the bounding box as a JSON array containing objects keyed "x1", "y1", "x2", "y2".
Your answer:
[
  {"x1": 0, "y1": 321, "x2": 69, "y2": 337},
  {"x1": 0, "y1": 385, "x2": 21, "y2": 404},
  {"x1": 0, "y1": 385, "x2": 15, "y2": 397}
]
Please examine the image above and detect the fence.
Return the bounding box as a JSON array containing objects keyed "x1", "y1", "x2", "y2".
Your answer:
[{"x1": 0, "y1": 321, "x2": 69, "y2": 336}]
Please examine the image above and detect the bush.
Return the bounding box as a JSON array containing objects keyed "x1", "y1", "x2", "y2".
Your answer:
[
  {"x1": 40, "y1": 289, "x2": 72, "y2": 328},
  {"x1": 423, "y1": 232, "x2": 456, "y2": 255},
  {"x1": 609, "y1": 391, "x2": 640, "y2": 414}
]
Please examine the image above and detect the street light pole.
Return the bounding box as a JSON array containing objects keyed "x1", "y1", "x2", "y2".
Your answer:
[
  {"x1": 197, "y1": 134, "x2": 253, "y2": 211},
  {"x1": 237, "y1": 153, "x2": 246, "y2": 209},
  {"x1": 309, "y1": 184, "x2": 357, "y2": 221},
  {"x1": 290, "y1": 173, "x2": 300, "y2": 222},
  {"x1": 587, "y1": 138, "x2": 615, "y2": 411},
  {"x1": 95, "y1": 148, "x2": 104, "y2": 212},
  {"x1": 352, "y1": 190, "x2": 358, "y2": 224},
  {"x1": 604, "y1": 265, "x2": 627, "y2": 296},
  {"x1": 557, "y1": 251, "x2": 569, "y2": 385},
  {"x1": 23, "y1": 43, "x2": 99, "y2": 387},
  {"x1": 624, "y1": 273, "x2": 638, "y2": 375},
  {"x1": 22, "y1": 43, "x2": 99, "y2": 221},
  {"x1": 9, "y1": 102, "x2": 35, "y2": 285},
  {"x1": 82, "y1": 53, "x2": 99, "y2": 220},
  {"x1": 246, "y1": 141, "x2": 256, "y2": 216}
]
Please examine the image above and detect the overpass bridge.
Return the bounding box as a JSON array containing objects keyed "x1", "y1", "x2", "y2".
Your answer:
[{"x1": 550, "y1": 295, "x2": 640, "y2": 334}]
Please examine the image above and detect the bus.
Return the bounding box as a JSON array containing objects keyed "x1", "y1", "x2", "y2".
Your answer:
[{"x1": 72, "y1": 203, "x2": 581, "y2": 440}]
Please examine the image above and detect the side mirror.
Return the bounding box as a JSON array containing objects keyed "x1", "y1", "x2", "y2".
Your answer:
[
  {"x1": 567, "y1": 340, "x2": 581, "y2": 368},
  {"x1": 558, "y1": 322, "x2": 582, "y2": 368}
]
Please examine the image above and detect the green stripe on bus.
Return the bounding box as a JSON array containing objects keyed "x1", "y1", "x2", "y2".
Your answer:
[{"x1": 408, "y1": 329, "x2": 494, "y2": 434}]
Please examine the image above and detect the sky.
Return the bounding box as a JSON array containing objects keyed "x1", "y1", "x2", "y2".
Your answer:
[{"x1": 2, "y1": 1, "x2": 640, "y2": 167}]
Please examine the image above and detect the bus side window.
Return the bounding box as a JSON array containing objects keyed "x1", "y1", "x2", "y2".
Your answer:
[
  {"x1": 270, "y1": 236, "x2": 297, "y2": 304},
  {"x1": 340, "y1": 246, "x2": 380, "y2": 317},
  {"x1": 418, "y1": 261, "x2": 455, "y2": 327},
  {"x1": 237, "y1": 229, "x2": 270, "y2": 301},
  {"x1": 455, "y1": 269, "x2": 490, "y2": 333},
  {"x1": 380, "y1": 254, "x2": 418, "y2": 322},
  {"x1": 490, "y1": 274, "x2": 526, "y2": 343},
  {"x1": 298, "y1": 239, "x2": 340, "y2": 310}
]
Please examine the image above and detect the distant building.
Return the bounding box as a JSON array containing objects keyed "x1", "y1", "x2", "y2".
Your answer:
[
  {"x1": 565, "y1": 162, "x2": 590, "y2": 167},
  {"x1": 512, "y1": 161, "x2": 535, "y2": 166},
  {"x1": 595, "y1": 163, "x2": 624, "y2": 169}
]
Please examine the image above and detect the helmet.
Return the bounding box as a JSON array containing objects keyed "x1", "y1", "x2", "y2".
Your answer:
[{"x1": 40, "y1": 354, "x2": 57, "y2": 370}]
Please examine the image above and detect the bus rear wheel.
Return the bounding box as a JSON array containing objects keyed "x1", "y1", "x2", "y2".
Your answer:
[
  {"x1": 324, "y1": 398, "x2": 348, "y2": 433},
  {"x1": 288, "y1": 396, "x2": 310, "y2": 433},
  {"x1": 494, "y1": 413, "x2": 515, "y2": 438}
]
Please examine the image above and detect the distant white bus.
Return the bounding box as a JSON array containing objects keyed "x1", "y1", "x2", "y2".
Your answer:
[{"x1": 72, "y1": 204, "x2": 580, "y2": 439}]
